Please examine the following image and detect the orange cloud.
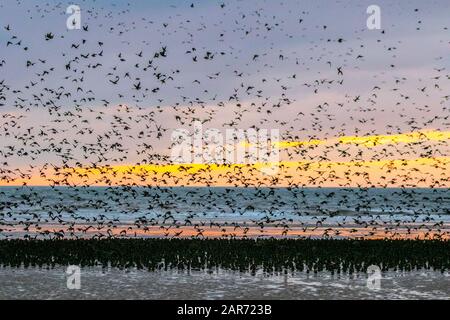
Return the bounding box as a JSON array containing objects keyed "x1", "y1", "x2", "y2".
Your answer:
[
  {"x1": 1, "y1": 156, "x2": 447, "y2": 188},
  {"x1": 273, "y1": 130, "x2": 450, "y2": 148},
  {"x1": 1, "y1": 129, "x2": 449, "y2": 187}
]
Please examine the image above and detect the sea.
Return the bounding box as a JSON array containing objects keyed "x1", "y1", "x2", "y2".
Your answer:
[{"x1": 1, "y1": 186, "x2": 449, "y2": 227}]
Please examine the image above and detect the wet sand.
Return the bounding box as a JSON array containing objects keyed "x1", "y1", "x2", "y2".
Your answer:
[{"x1": 0, "y1": 267, "x2": 448, "y2": 299}]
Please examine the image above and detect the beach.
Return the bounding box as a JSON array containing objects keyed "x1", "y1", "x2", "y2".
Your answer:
[
  {"x1": 1, "y1": 187, "x2": 449, "y2": 300},
  {"x1": 1, "y1": 266, "x2": 448, "y2": 300}
]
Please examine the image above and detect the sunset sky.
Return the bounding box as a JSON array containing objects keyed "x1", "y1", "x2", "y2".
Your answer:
[{"x1": 0, "y1": 0, "x2": 449, "y2": 187}]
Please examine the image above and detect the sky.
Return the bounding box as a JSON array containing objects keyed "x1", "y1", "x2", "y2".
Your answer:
[{"x1": 0, "y1": 0, "x2": 449, "y2": 187}]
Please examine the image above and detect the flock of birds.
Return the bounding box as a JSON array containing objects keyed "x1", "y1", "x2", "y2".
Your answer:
[
  {"x1": 2, "y1": 239, "x2": 449, "y2": 273},
  {"x1": 0, "y1": 0, "x2": 449, "y2": 240}
]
